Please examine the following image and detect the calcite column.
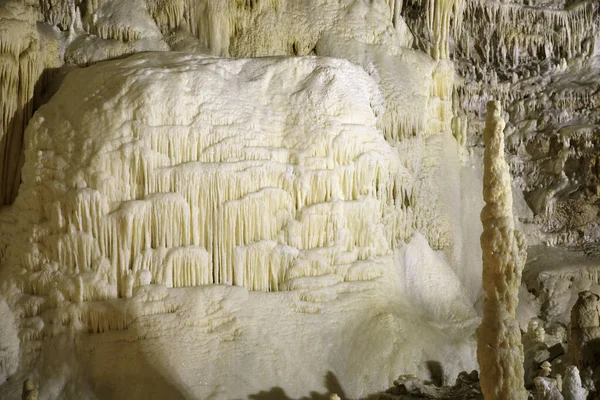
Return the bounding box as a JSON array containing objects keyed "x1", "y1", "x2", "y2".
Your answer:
[{"x1": 477, "y1": 100, "x2": 528, "y2": 399}]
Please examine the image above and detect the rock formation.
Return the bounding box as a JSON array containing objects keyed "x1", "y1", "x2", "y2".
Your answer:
[
  {"x1": 0, "y1": 0, "x2": 599, "y2": 399},
  {"x1": 377, "y1": 370, "x2": 483, "y2": 399},
  {"x1": 21, "y1": 379, "x2": 37, "y2": 400},
  {"x1": 569, "y1": 291, "x2": 600, "y2": 369},
  {"x1": 562, "y1": 366, "x2": 587, "y2": 400},
  {"x1": 534, "y1": 376, "x2": 564, "y2": 400},
  {"x1": 0, "y1": 1, "x2": 481, "y2": 398},
  {"x1": 477, "y1": 100, "x2": 528, "y2": 399}
]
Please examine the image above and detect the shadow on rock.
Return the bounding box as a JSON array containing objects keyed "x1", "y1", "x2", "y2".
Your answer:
[{"x1": 247, "y1": 371, "x2": 347, "y2": 400}]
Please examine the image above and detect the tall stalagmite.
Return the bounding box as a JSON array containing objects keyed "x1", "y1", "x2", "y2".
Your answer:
[{"x1": 477, "y1": 100, "x2": 527, "y2": 399}]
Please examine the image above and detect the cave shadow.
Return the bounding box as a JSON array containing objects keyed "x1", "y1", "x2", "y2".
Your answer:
[
  {"x1": 247, "y1": 371, "x2": 347, "y2": 400},
  {"x1": 583, "y1": 338, "x2": 600, "y2": 369},
  {"x1": 4, "y1": 47, "x2": 155, "y2": 206},
  {"x1": 75, "y1": 300, "x2": 191, "y2": 400},
  {"x1": 425, "y1": 360, "x2": 443, "y2": 387},
  {"x1": 2, "y1": 65, "x2": 62, "y2": 205}
]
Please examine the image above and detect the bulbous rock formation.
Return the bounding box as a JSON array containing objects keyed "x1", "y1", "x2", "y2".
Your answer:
[
  {"x1": 477, "y1": 100, "x2": 528, "y2": 399},
  {"x1": 562, "y1": 366, "x2": 587, "y2": 400},
  {"x1": 534, "y1": 376, "x2": 564, "y2": 400},
  {"x1": 21, "y1": 379, "x2": 37, "y2": 400},
  {"x1": 569, "y1": 291, "x2": 600, "y2": 369}
]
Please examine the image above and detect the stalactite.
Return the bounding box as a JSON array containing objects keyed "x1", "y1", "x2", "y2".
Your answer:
[
  {"x1": 0, "y1": 1, "x2": 64, "y2": 206},
  {"x1": 37, "y1": 0, "x2": 81, "y2": 30},
  {"x1": 458, "y1": 0, "x2": 596, "y2": 66},
  {"x1": 402, "y1": 0, "x2": 463, "y2": 60},
  {"x1": 6, "y1": 54, "x2": 426, "y2": 298},
  {"x1": 146, "y1": 0, "x2": 282, "y2": 56},
  {"x1": 0, "y1": 3, "x2": 44, "y2": 205},
  {"x1": 477, "y1": 100, "x2": 527, "y2": 400},
  {"x1": 386, "y1": 0, "x2": 403, "y2": 29},
  {"x1": 84, "y1": 304, "x2": 128, "y2": 333}
]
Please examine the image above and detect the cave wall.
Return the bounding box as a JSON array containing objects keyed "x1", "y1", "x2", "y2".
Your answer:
[{"x1": 0, "y1": 0, "x2": 597, "y2": 398}]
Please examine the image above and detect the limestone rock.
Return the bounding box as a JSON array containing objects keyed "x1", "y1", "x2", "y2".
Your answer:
[
  {"x1": 21, "y1": 379, "x2": 37, "y2": 400},
  {"x1": 534, "y1": 377, "x2": 563, "y2": 400},
  {"x1": 569, "y1": 291, "x2": 600, "y2": 369},
  {"x1": 562, "y1": 366, "x2": 587, "y2": 400},
  {"x1": 477, "y1": 101, "x2": 528, "y2": 399}
]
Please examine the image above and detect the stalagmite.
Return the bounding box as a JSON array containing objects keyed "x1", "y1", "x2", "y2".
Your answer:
[
  {"x1": 21, "y1": 379, "x2": 37, "y2": 400},
  {"x1": 534, "y1": 376, "x2": 563, "y2": 400},
  {"x1": 477, "y1": 101, "x2": 528, "y2": 399},
  {"x1": 568, "y1": 291, "x2": 600, "y2": 369},
  {"x1": 562, "y1": 366, "x2": 587, "y2": 400}
]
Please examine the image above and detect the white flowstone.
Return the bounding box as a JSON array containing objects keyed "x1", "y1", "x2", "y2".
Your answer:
[{"x1": 0, "y1": 51, "x2": 477, "y2": 399}]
